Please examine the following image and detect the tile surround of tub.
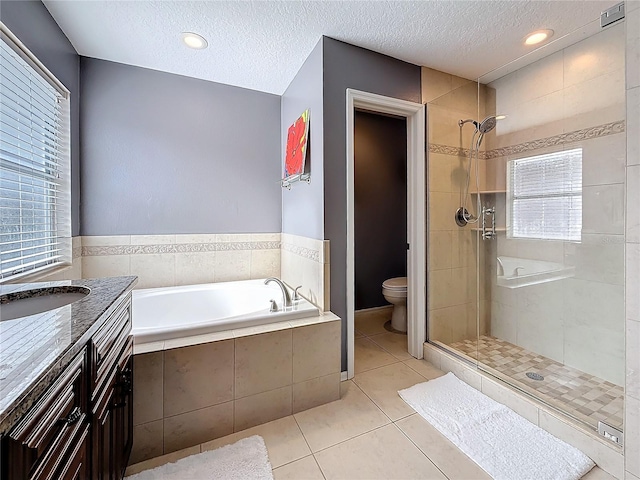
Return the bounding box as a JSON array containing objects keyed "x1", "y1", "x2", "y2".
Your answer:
[
  {"x1": 130, "y1": 318, "x2": 341, "y2": 461},
  {"x1": 423, "y1": 343, "x2": 624, "y2": 478},
  {"x1": 80, "y1": 233, "x2": 280, "y2": 288},
  {"x1": 280, "y1": 233, "x2": 329, "y2": 311}
]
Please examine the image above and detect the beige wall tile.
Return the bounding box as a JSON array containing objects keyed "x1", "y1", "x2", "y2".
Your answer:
[
  {"x1": 202, "y1": 416, "x2": 310, "y2": 469},
  {"x1": 626, "y1": 395, "x2": 640, "y2": 477},
  {"x1": 82, "y1": 255, "x2": 130, "y2": 278},
  {"x1": 163, "y1": 402, "x2": 234, "y2": 454},
  {"x1": 428, "y1": 231, "x2": 453, "y2": 271},
  {"x1": 421, "y1": 67, "x2": 453, "y2": 104},
  {"x1": 174, "y1": 233, "x2": 217, "y2": 244},
  {"x1": 130, "y1": 420, "x2": 163, "y2": 464},
  {"x1": 628, "y1": 165, "x2": 640, "y2": 242},
  {"x1": 234, "y1": 386, "x2": 292, "y2": 431},
  {"x1": 174, "y1": 252, "x2": 216, "y2": 286},
  {"x1": 628, "y1": 244, "x2": 640, "y2": 322},
  {"x1": 133, "y1": 352, "x2": 163, "y2": 425},
  {"x1": 582, "y1": 133, "x2": 626, "y2": 186},
  {"x1": 217, "y1": 233, "x2": 252, "y2": 243},
  {"x1": 235, "y1": 330, "x2": 293, "y2": 398},
  {"x1": 538, "y1": 410, "x2": 623, "y2": 478},
  {"x1": 630, "y1": 7, "x2": 640, "y2": 89},
  {"x1": 292, "y1": 321, "x2": 341, "y2": 383},
  {"x1": 293, "y1": 373, "x2": 341, "y2": 414},
  {"x1": 130, "y1": 253, "x2": 175, "y2": 289},
  {"x1": 629, "y1": 87, "x2": 640, "y2": 166},
  {"x1": 480, "y1": 377, "x2": 539, "y2": 425},
  {"x1": 214, "y1": 250, "x2": 251, "y2": 282},
  {"x1": 250, "y1": 249, "x2": 281, "y2": 279},
  {"x1": 164, "y1": 340, "x2": 234, "y2": 417},
  {"x1": 627, "y1": 319, "x2": 640, "y2": 400}
]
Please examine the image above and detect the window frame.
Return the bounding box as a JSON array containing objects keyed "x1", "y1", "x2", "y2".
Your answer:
[
  {"x1": 0, "y1": 22, "x2": 72, "y2": 283},
  {"x1": 506, "y1": 147, "x2": 583, "y2": 242}
]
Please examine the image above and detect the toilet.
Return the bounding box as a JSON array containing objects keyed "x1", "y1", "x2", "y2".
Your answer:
[{"x1": 382, "y1": 277, "x2": 408, "y2": 333}]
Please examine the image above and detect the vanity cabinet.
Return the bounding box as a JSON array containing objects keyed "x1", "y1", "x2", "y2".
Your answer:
[
  {"x1": 2, "y1": 293, "x2": 134, "y2": 480},
  {"x1": 3, "y1": 350, "x2": 90, "y2": 480}
]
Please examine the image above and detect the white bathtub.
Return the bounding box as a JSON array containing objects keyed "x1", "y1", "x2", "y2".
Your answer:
[
  {"x1": 496, "y1": 256, "x2": 575, "y2": 288},
  {"x1": 132, "y1": 279, "x2": 319, "y2": 343}
]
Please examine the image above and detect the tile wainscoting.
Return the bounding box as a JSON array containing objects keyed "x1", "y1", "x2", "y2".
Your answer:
[
  {"x1": 130, "y1": 317, "x2": 342, "y2": 463},
  {"x1": 80, "y1": 234, "x2": 281, "y2": 289},
  {"x1": 281, "y1": 233, "x2": 330, "y2": 311}
]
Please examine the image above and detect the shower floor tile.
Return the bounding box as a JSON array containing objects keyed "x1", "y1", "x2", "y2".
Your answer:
[{"x1": 449, "y1": 335, "x2": 624, "y2": 430}]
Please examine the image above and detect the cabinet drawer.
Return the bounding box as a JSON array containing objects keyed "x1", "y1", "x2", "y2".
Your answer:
[
  {"x1": 6, "y1": 350, "x2": 87, "y2": 480},
  {"x1": 92, "y1": 296, "x2": 131, "y2": 395}
]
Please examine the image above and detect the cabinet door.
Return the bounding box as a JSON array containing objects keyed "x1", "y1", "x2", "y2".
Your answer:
[
  {"x1": 57, "y1": 425, "x2": 90, "y2": 480},
  {"x1": 112, "y1": 339, "x2": 133, "y2": 479},
  {"x1": 91, "y1": 371, "x2": 116, "y2": 480}
]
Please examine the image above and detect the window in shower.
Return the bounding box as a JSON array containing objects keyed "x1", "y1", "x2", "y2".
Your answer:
[{"x1": 507, "y1": 148, "x2": 582, "y2": 241}]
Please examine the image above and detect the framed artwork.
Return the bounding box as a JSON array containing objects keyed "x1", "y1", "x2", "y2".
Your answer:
[{"x1": 283, "y1": 109, "x2": 310, "y2": 183}]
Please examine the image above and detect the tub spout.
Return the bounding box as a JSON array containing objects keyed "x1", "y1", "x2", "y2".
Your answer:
[{"x1": 264, "y1": 277, "x2": 292, "y2": 309}]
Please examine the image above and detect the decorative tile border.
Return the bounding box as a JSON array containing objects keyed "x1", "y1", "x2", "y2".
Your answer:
[
  {"x1": 72, "y1": 247, "x2": 82, "y2": 259},
  {"x1": 484, "y1": 121, "x2": 625, "y2": 160},
  {"x1": 82, "y1": 241, "x2": 281, "y2": 257},
  {"x1": 281, "y1": 242, "x2": 321, "y2": 263},
  {"x1": 429, "y1": 120, "x2": 625, "y2": 160}
]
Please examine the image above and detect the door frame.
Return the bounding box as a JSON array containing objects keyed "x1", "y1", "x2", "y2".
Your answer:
[{"x1": 346, "y1": 89, "x2": 426, "y2": 379}]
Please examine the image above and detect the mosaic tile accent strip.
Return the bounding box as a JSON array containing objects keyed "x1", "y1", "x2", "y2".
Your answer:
[
  {"x1": 429, "y1": 120, "x2": 625, "y2": 160},
  {"x1": 449, "y1": 335, "x2": 624, "y2": 430},
  {"x1": 484, "y1": 121, "x2": 625, "y2": 160},
  {"x1": 82, "y1": 241, "x2": 281, "y2": 257},
  {"x1": 281, "y1": 242, "x2": 321, "y2": 263}
]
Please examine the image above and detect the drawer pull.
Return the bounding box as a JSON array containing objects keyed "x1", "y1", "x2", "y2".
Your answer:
[{"x1": 61, "y1": 407, "x2": 82, "y2": 426}]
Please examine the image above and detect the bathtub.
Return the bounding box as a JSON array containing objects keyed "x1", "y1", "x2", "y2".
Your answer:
[{"x1": 132, "y1": 279, "x2": 319, "y2": 343}]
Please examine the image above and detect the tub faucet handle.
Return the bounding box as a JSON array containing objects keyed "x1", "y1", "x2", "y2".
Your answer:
[
  {"x1": 293, "y1": 286, "x2": 302, "y2": 301},
  {"x1": 269, "y1": 299, "x2": 278, "y2": 312}
]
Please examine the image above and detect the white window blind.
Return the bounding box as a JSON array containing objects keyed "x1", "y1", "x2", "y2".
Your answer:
[
  {"x1": 0, "y1": 24, "x2": 71, "y2": 281},
  {"x1": 507, "y1": 148, "x2": 582, "y2": 241}
]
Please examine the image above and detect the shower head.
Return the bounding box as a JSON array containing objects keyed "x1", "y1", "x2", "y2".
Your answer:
[{"x1": 478, "y1": 115, "x2": 497, "y2": 134}]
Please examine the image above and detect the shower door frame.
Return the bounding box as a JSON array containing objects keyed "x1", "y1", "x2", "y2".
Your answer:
[{"x1": 345, "y1": 89, "x2": 426, "y2": 379}]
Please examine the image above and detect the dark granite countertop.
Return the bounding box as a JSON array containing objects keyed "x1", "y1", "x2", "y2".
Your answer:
[{"x1": 0, "y1": 276, "x2": 137, "y2": 435}]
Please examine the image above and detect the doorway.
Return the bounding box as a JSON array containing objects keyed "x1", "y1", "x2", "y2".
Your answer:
[{"x1": 346, "y1": 89, "x2": 425, "y2": 379}]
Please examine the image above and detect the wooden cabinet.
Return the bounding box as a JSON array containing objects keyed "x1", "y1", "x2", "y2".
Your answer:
[
  {"x1": 2, "y1": 295, "x2": 133, "y2": 480},
  {"x1": 91, "y1": 337, "x2": 133, "y2": 480},
  {"x1": 3, "y1": 351, "x2": 88, "y2": 480}
]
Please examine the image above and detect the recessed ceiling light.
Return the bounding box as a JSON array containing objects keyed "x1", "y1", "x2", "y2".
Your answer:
[
  {"x1": 524, "y1": 29, "x2": 554, "y2": 46},
  {"x1": 495, "y1": 115, "x2": 507, "y2": 120},
  {"x1": 181, "y1": 32, "x2": 208, "y2": 50}
]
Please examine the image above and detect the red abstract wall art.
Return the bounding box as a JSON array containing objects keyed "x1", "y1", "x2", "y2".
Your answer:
[{"x1": 284, "y1": 109, "x2": 309, "y2": 179}]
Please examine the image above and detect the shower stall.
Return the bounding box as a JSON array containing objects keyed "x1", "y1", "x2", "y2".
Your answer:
[{"x1": 426, "y1": 17, "x2": 626, "y2": 440}]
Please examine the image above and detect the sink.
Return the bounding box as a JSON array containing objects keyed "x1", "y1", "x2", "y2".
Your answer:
[{"x1": 0, "y1": 286, "x2": 91, "y2": 321}]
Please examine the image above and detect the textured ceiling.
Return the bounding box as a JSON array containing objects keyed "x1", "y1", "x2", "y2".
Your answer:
[{"x1": 43, "y1": 0, "x2": 615, "y2": 95}]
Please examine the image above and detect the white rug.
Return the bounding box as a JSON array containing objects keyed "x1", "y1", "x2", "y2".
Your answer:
[
  {"x1": 126, "y1": 435, "x2": 273, "y2": 480},
  {"x1": 398, "y1": 372, "x2": 595, "y2": 480}
]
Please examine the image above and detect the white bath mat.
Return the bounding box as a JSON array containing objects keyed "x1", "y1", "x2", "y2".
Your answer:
[
  {"x1": 126, "y1": 435, "x2": 273, "y2": 480},
  {"x1": 398, "y1": 372, "x2": 595, "y2": 480}
]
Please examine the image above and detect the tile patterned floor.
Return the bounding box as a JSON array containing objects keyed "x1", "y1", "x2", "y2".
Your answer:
[
  {"x1": 124, "y1": 309, "x2": 614, "y2": 479},
  {"x1": 449, "y1": 335, "x2": 625, "y2": 430}
]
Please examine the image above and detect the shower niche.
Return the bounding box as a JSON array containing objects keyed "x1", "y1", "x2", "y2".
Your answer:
[{"x1": 425, "y1": 19, "x2": 626, "y2": 441}]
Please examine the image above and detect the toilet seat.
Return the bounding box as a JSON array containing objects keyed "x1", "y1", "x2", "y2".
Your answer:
[{"x1": 382, "y1": 277, "x2": 407, "y2": 291}]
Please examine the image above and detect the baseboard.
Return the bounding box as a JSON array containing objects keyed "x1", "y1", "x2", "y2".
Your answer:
[
  {"x1": 341, "y1": 371, "x2": 348, "y2": 381},
  {"x1": 355, "y1": 305, "x2": 392, "y2": 314}
]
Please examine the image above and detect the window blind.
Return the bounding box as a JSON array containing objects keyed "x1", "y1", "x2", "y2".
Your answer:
[
  {"x1": 0, "y1": 24, "x2": 71, "y2": 281},
  {"x1": 507, "y1": 148, "x2": 582, "y2": 242}
]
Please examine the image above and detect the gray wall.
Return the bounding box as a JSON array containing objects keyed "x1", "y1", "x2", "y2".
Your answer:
[
  {"x1": 354, "y1": 111, "x2": 407, "y2": 310},
  {"x1": 322, "y1": 37, "x2": 421, "y2": 368},
  {"x1": 281, "y1": 40, "x2": 324, "y2": 240},
  {"x1": 80, "y1": 58, "x2": 282, "y2": 236},
  {"x1": 0, "y1": 0, "x2": 81, "y2": 236}
]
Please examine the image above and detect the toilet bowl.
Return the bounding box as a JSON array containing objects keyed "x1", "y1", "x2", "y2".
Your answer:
[{"x1": 382, "y1": 277, "x2": 407, "y2": 333}]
